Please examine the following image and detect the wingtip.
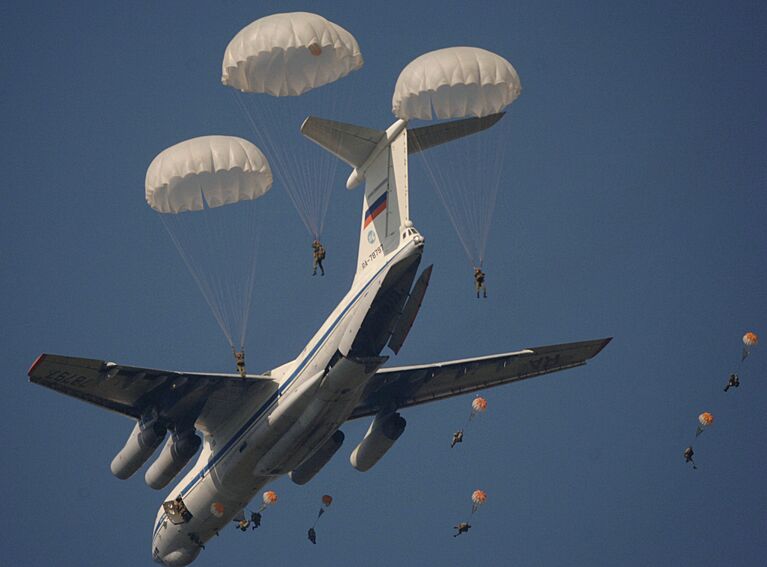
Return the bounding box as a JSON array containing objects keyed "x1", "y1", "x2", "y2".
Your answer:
[
  {"x1": 593, "y1": 337, "x2": 613, "y2": 356},
  {"x1": 28, "y1": 353, "x2": 46, "y2": 377}
]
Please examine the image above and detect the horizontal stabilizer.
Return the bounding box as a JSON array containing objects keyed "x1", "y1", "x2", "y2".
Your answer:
[
  {"x1": 407, "y1": 112, "x2": 505, "y2": 154},
  {"x1": 388, "y1": 265, "x2": 433, "y2": 354},
  {"x1": 301, "y1": 116, "x2": 385, "y2": 168}
]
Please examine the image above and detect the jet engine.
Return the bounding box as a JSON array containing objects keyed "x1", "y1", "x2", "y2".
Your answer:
[
  {"x1": 350, "y1": 412, "x2": 406, "y2": 472},
  {"x1": 144, "y1": 430, "x2": 201, "y2": 490},
  {"x1": 289, "y1": 430, "x2": 345, "y2": 485},
  {"x1": 110, "y1": 419, "x2": 166, "y2": 480}
]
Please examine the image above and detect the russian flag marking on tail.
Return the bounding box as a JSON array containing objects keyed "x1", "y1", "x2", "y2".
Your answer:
[{"x1": 364, "y1": 193, "x2": 387, "y2": 228}]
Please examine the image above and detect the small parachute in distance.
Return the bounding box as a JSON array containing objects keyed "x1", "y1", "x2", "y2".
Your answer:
[
  {"x1": 391, "y1": 46, "x2": 522, "y2": 269},
  {"x1": 695, "y1": 412, "x2": 714, "y2": 437},
  {"x1": 256, "y1": 490, "x2": 279, "y2": 513},
  {"x1": 263, "y1": 490, "x2": 278, "y2": 506},
  {"x1": 471, "y1": 396, "x2": 488, "y2": 418},
  {"x1": 471, "y1": 489, "x2": 487, "y2": 514},
  {"x1": 314, "y1": 494, "x2": 333, "y2": 525},
  {"x1": 742, "y1": 331, "x2": 758, "y2": 361}
]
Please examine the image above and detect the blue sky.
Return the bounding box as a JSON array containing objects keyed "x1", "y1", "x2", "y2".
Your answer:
[{"x1": 2, "y1": 1, "x2": 766, "y2": 565}]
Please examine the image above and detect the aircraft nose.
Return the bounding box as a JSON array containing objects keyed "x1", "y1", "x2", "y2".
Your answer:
[{"x1": 154, "y1": 547, "x2": 201, "y2": 566}]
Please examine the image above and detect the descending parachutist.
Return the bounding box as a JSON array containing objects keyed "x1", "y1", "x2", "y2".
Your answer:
[
  {"x1": 683, "y1": 446, "x2": 697, "y2": 469},
  {"x1": 724, "y1": 373, "x2": 740, "y2": 392},
  {"x1": 308, "y1": 527, "x2": 317, "y2": 544},
  {"x1": 233, "y1": 348, "x2": 246, "y2": 378},
  {"x1": 453, "y1": 522, "x2": 471, "y2": 537},
  {"x1": 474, "y1": 268, "x2": 487, "y2": 299},
  {"x1": 236, "y1": 519, "x2": 249, "y2": 532},
  {"x1": 312, "y1": 240, "x2": 326, "y2": 276},
  {"x1": 451, "y1": 430, "x2": 464, "y2": 448}
]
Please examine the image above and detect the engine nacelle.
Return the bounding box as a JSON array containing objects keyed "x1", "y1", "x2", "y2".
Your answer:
[
  {"x1": 350, "y1": 412, "x2": 406, "y2": 472},
  {"x1": 144, "y1": 430, "x2": 201, "y2": 490},
  {"x1": 289, "y1": 430, "x2": 345, "y2": 485},
  {"x1": 110, "y1": 420, "x2": 166, "y2": 480}
]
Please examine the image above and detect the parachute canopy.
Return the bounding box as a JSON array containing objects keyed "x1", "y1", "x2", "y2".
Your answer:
[
  {"x1": 392, "y1": 47, "x2": 521, "y2": 120},
  {"x1": 698, "y1": 412, "x2": 714, "y2": 427},
  {"x1": 210, "y1": 502, "x2": 225, "y2": 518},
  {"x1": 262, "y1": 491, "x2": 278, "y2": 506},
  {"x1": 222, "y1": 12, "x2": 363, "y2": 96},
  {"x1": 743, "y1": 332, "x2": 759, "y2": 347},
  {"x1": 322, "y1": 495, "x2": 333, "y2": 507},
  {"x1": 146, "y1": 136, "x2": 272, "y2": 214},
  {"x1": 472, "y1": 397, "x2": 488, "y2": 414},
  {"x1": 471, "y1": 489, "x2": 487, "y2": 513}
]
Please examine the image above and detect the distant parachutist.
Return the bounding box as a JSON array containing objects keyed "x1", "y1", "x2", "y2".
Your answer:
[
  {"x1": 451, "y1": 430, "x2": 464, "y2": 448},
  {"x1": 236, "y1": 518, "x2": 249, "y2": 532},
  {"x1": 474, "y1": 267, "x2": 487, "y2": 299},
  {"x1": 312, "y1": 240, "x2": 326, "y2": 276},
  {"x1": 683, "y1": 446, "x2": 697, "y2": 470},
  {"x1": 233, "y1": 348, "x2": 246, "y2": 378},
  {"x1": 308, "y1": 527, "x2": 317, "y2": 544},
  {"x1": 453, "y1": 522, "x2": 471, "y2": 537},
  {"x1": 724, "y1": 373, "x2": 740, "y2": 392}
]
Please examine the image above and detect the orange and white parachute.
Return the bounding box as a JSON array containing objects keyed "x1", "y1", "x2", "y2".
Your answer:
[
  {"x1": 695, "y1": 412, "x2": 714, "y2": 437},
  {"x1": 743, "y1": 332, "x2": 758, "y2": 347},
  {"x1": 263, "y1": 491, "x2": 278, "y2": 506},
  {"x1": 698, "y1": 412, "x2": 714, "y2": 427},
  {"x1": 472, "y1": 397, "x2": 488, "y2": 414},
  {"x1": 322, "y1": 494, "x2": 333, "y2": 507},
  {"x1": 471, "y1": 489, "x2": 487, "y2": 513},
  {"x1": 469, "y1": 396, "x2": 488, "y2": 422}
]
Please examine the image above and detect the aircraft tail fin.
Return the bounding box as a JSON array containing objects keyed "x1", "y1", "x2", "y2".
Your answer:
[{"x1": 302, "y1": 117, "x2": 411, "y2": 282}]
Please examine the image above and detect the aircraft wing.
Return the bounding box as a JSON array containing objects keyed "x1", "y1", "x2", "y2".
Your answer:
[
  {"x1": 348, "y1": 338, "x2": 611, "y2": 419},
  {"x1": 28, "y1": 354, "x2": 277, "y2": 432}
]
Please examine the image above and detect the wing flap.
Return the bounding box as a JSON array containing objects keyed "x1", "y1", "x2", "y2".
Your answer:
[{"x1": 349, "y1": 338, "x2": 611, "y2": 419}]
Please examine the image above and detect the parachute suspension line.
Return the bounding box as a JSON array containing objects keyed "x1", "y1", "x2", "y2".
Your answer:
[
  {"x1": 233, "y1": 91, "x2": 318, "y2": 237},
  {"x1": 476, "y1": 126, "x2": 507, "y2": 266},
  {"x1": 160, "y1": 215, "x2": 235, "y2": 348},
  {"x1": 416, "y1": 147, "x2": 479, "y2": 268},
  {"x1": 202, "y1": 201, "x2": 261, "y2": 351},
  {"x1": 238, "y1": 209, "x2": 261, "y2": 351}
]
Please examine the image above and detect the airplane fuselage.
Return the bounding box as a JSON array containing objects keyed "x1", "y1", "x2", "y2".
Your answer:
[{"x1": 152, "y1": 233, "x2": 424, "y2": 566}]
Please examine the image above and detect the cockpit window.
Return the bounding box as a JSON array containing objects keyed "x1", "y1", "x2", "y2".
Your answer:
[{"x1": 163, "y1": 496, "x2": 193, "y2": 525}]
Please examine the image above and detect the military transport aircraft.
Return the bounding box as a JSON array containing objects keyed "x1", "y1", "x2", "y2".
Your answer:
[{"x1": 28, "y1": 115, "x2": 610, "y2": 565}]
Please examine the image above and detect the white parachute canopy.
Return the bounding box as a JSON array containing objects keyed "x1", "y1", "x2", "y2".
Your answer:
[
  {"x1": 146, "y1": 136, "x2": 272, "y2": 213},
  {"x1": 146, "y1": 136, "x2": 273, "y2": 350},
  {"x1": 392, "y1": 47, "x2": 522, "y2": 267},
  {"x1": 222, "y1": 11, "x2": 363, "y2": 96},
  {"x1": 392, "y1": 47, "x2": 521, "y2": 121},
  {"x1": 221, "y1": 12, "x2": 364, "y2": 240}
]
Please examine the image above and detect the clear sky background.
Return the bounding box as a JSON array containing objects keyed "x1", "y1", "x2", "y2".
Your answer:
[{"x1": 3, "y1": 1, "x2": 766, "y2": 566}]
